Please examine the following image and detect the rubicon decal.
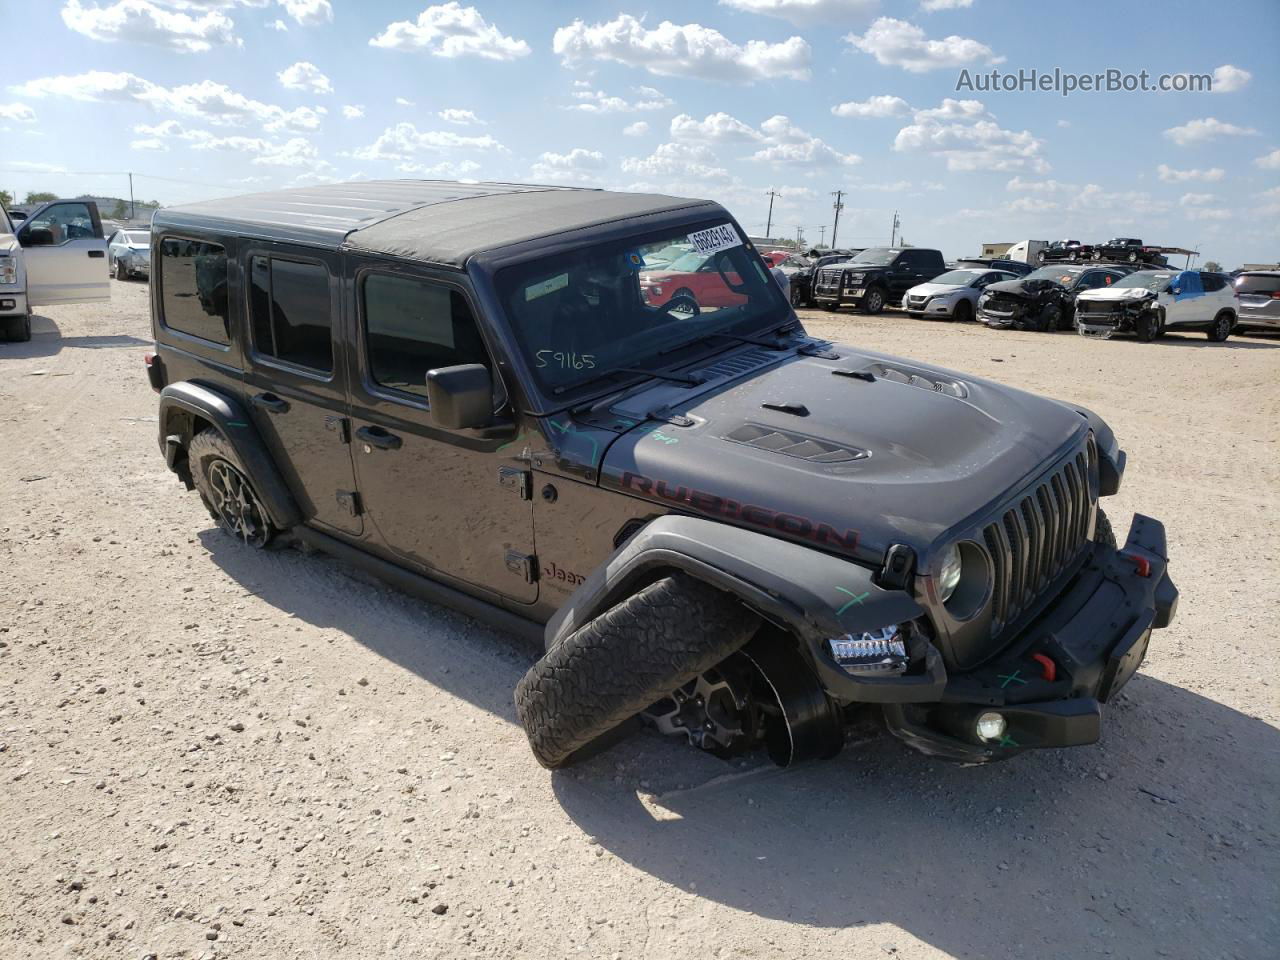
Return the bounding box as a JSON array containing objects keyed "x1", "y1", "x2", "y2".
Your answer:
[{"x1": 621, "y1": 472, "x2": 858, "y2": 551}]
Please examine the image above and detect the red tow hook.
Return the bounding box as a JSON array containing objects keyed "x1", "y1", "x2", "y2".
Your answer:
[
  {"x1": 1031, "y1": 653, "x2": 1056, "y2": 682},
  {"x1": 1122, "y1": 551, "x2": 1152, "y2": 578}
]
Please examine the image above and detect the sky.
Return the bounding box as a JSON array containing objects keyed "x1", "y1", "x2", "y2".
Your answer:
[{"x1": 3, "y1": 0, "x2": 1278, "y2": 268}]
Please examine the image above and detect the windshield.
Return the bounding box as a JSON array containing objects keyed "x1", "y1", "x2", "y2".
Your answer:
[
  {"x1": 0, "y1": 207, "x2": 10, "y2": 234},
  {"x1": 1236, "y1": 274, "x2": 1280, "y2": 296},
  {"x1": 665, "y1": 251, "x2": 710, "y2": 273},
  {"x1": 125, "y1": 231, "x2": 149, "y2": 245},
  {"x1": 849, "y1": 247, "x2": 900, "y2": 266},
  {"x1": 1025, "y1": 266, "x2": 1083, "y2": 284},
  {"x1": 496, "y1": 221, "x2": 790, "y2": 396},
  {"x1": 644, "y1": 243, "x2": 690, "y2": 266},
  {"x1": 930, "y1": 269, "x2": 983, "y2": 286},
  {"x1": 1115, "y1": 271, "x2": 1173, "y2": 293}
]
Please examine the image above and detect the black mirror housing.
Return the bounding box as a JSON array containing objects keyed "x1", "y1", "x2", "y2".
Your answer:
[{"x1": 426, "y1": 363, "x2": 493, "y2": 430}]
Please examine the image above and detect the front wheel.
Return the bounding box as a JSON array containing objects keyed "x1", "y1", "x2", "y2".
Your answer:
[
  {"x1": 1135, "y1": 312, "x2": 1158, "y2": 342},
  {"x1": 951, "y1": 299, "x2": 973, "y2": 323},
  {"x1": 1207, "y1": 311, "x2": 1232, "y2": 342},
  {"x1": 115, "y1": 257, "x2": 128, "y2": 281},
  {"x1": 1127, "y1": 250, "x2": 1139, "y2": 263},
  {"x1": 862, "y1": 287, "x2": 885, "y2": 314},
  {"x1": 189, "y1": 429, "x2": 276, "y2": 548}
]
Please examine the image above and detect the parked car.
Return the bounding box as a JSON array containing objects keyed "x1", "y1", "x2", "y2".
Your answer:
[
  {"x1": 0, "y1": 198, "x2": 110, "y2": 342},
  {"x1": 1075, "y1": 269, "x2": 1238, "y2": 342},
  {"x1": 1038, "y1": 240, "x2": 1093, "y2": 264},
  {"x1": 639, "y1": 249, "x2": 748, "y2": 313},
  {"x1": 108, "y1": 228, "x2": 152, "y2": 280},
  {"x1": 772, "y1": 253, "x2": 814, "y2": 306},
  {"x1": 147, "y1": 179, "x2": 1176, "y2": 771},
  {"x1": 1232, "y1": 271, "x2": 1280, "y2": 333},
  {"x1": 812, "y1": 247, "x2": 947, "y2": 313},
  {"x1": 641, "y1": 242, "x2": 692, "y2": 271},
  {"x1": 904, "y1": 268, "x2": 1020, "y2": 322},
  {"x1": 954, "y1": 257, "x2": 1034, "y2": 277},
  {"x1": 977, "y1": 265, "x2": 1132, "y2": 332},
  {"x1": 1091, "y1": 238, "x2": 1161, "y2": 265},
  {"x1": 1002, "y1": 240, "x2": 1047, "y2": 264}
]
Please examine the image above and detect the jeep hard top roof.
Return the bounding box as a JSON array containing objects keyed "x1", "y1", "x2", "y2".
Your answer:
[{"x1": 153, "y1": 179, "x2": 716, "y2": 269}]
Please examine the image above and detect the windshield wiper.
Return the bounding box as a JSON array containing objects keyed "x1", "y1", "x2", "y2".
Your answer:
[
  {"x1": 658, "y1": 322, "x2": 796, "y2": 358},
  {"x1": 551, "y1": 364, "x2": 704, "y2": 397}
]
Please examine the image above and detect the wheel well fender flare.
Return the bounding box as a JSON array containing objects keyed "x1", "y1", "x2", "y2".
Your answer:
[
  {"x1": 546, "y1": 515, "x2": 927, "y2": 690},
  {"x1": 158, "y1": 381, "x2": 302, "y2": 529}
]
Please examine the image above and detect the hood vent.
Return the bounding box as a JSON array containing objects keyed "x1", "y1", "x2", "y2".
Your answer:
[
  {"x1": 869, "y1": 363, "x2": 968, "y2": 399},
  {"x1": 725, "y1": 423, "x2": 868, "y2": 464},
  {"x1": 692, "y1": 347, "x2": 779, "y2": 382}
]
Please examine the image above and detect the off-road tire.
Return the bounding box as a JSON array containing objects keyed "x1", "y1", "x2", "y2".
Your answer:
[
  {"x1": 1095, "y1": 508, "x2": 1116, "y2": 550},
  {"x1": 862, "y1": 287, "x2": 885, "y2": 314},
  {"x1": 3, "y1": 313, "x2": 32, "y2": 342},
  {"x1": 514, "y1": 574, "x2": 761, "y2": 769},
  {"x1": 1207, "y1": 311, "x2": 1232, "y2": 342},
  {"x1": 188, "y1": 428, "x2": 276, "y2": 548}
]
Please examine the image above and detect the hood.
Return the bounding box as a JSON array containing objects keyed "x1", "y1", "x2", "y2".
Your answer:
[
  {"x1": 985, "y1": 277, "x2": 1066, "y2": 299},
  {"x1": 597, "y1": 345, "x2": 1086, "y2": 565},
  {"x1": 1076, "y1": 285, "x2": 1155, "y2": 302},
  {"x1": 907, "y1": 281, "x2": 966, "y2": 298}
]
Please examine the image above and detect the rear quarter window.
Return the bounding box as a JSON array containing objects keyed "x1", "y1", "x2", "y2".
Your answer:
[{"x1": 159, "y1": 237, "x2": 230, "y2": 345}]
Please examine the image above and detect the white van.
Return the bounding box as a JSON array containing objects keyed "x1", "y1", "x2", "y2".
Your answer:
[
  {"x1": 0, "y1": 199, "x2": 111, "y2": 342},
  {"x1": 1003, "y1": 240, "x2": 1049, "y2": 264}
]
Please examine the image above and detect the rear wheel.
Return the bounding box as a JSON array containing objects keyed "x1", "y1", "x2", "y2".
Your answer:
[
  {"x1": 1127, "y1": 250, "x2": 1138, "y2": 263},
  {"x1": 1207, "y1": 311, "x2": 1233, "y2": 342},
  {"x1": 189, "y1": 429, "x2": 275, "y2": 548}
]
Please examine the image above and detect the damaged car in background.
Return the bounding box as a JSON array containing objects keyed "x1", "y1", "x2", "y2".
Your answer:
[
  {"x1": 978, "y1": 264, "x2": 1132, "y2": 332},
  {"x1": 1076, "y1": 269, "x2": 1238, "y2": 342}
]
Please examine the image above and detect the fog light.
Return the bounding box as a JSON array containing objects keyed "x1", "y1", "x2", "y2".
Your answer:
[{"x1": 976, "y1": 712, "x2": 1006, "y2": 742}]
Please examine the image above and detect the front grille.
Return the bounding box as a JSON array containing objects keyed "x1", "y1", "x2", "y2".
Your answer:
[
  {"x1": 1076, "y1": 303, "x2": 1122, "y2": 325},
  {"x1": 982, "y1": 296, "x2": 1021, "y2": 316},
  {"x1": 906, "y1": 295, "x2": 928, "y2": 308},
  {"x1": 819, "y1": 268, "x2": 842, "y2": 285},
  {"x1": 982, "y1": 437, "x2": 1096, "y2": 634}
]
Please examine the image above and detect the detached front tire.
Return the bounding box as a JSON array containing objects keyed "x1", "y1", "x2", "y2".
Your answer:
[
  {"x1": 515, "y1": 574, "x2": 761, "y2": 769},
  {"x1": 188, "y1": 428, "x2": 276, "y2": 548}
]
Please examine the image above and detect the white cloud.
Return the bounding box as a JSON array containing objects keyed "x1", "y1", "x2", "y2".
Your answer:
[
  {"x1": 1211, "y1": 64, "x2": 1251, "y2": 93},
  {"x1": 395, "y1": 97, "x2": 415, "y2": 107},
  {"x1": 553, "y1": 14, "x2": 811, "y2": 83},
  {"x1": 60, "y1": 0, "x2": 237, "y2": 53},
  {"x1": 17, "y1": 70, "x2": 326, "y2": 132},
  {"x1": 1179, "y1": 192, "x2": 1215, "y2": 207},
  {"x1": 831, "y1": 95, "x2": 910, "y2": 118},
  {"x1": 277, "y1": 61, "x2": 332, "y2": 94},
  {"x1": 129, "y1": 116, "x2": 331, "y2": 171},
  {"x1": 1156, "y1": 163, "x2": 1224, "y2": 183},
  {"x1": 530, "y1": 148, "x2": 607, "y2": 183},
  {"x1": 622, "y1": 142, "x2": 731, "y2": 181},
  {"x1": 753, "y1": 114, "x2": 859, "y2": 166},
  {"x1": 371, "y1": 3, "x2": 530, "y2": 60},
  {"x1": 253, "y1": 136, "x2": 330, "y2": 169},
  {"x1": 1068, "y1": 185, "x2": 1170, "y2": 216},
  {"x1": 1163, "y1": 117, "x2": 1259, "y2": 146},
  {"x1": 845, "y1": 17, "x2": 1001, "y2": 73},
  {"x1": 352, "y1": 122, "x2": 505, "y2": 162},
  {"x1": 342, "y1": 104, "x2": 365, "y2": 119},
  {"x1": 670, "y1": 112, "x2": 763, "y2": 143},
  {"x1": 267, "y1": 18, "x2": 287, "y2": 31},
  {"x1": 0, "y1": 102, "x2": 36, "y2": 123},
  {"x1": 130, "y1": 136, "x2": 168, "y2": 151},
  {"x1": 1183, "y1": 207, "x2": 1231, "y2": 222},
  {"x1": 1056, "y1": 119, "x2": 1070, "y2": 128},
  {"x1": 278, "y1": 0, "x2": 331, "y2": 25},
  {"x1": 438, "y1": 108, "x2": 483, "y2": 125},
  {"x1": 1006, "y1": 176, "x2": 1075, "y2": 193},
  {"x1": 717, "y1": 0, "x2": 879, "y2": 26},
  {"x1": 1254, "y1": 148, "x2": 1280, "y2": 170},
  {"x1": 920, "y1": 0, "x2": 972, "y2": 10},
  {"x1": 571, "y1": 86, "x2": 672, "y2": 113},
  {"x1": 623, "y1": 120, "x2": 649, "y2": 137},
  {"x1": 894, "y1": 99, "x2": 1046, "y2": 172},
  {"x1": 395, "y1": 159, "x2": 481, "y2": 177}
]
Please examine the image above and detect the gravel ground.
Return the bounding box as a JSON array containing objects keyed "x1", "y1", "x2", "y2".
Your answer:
[{"x1": 2, "y1": 279, "x2": 1277, "y2": 960}]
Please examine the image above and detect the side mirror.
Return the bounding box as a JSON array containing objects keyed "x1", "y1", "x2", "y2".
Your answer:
[
  {"x1": 426, "y1": 363, "x2": 492, "y2": 430},
  {"x1": 20, "y1": 227, "x2": 54, "y2": 247},
  {"x1": 1171, "y1": 288, "x2": 1181, "y2": 295}
]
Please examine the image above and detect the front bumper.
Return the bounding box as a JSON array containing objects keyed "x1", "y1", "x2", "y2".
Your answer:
[
  {"x1": 876, "y1": 514, "x2": 1177, "y2": 762},
  {"x1": 0, "y1": 290, "x2": 28, "y2": 316},
  {"x1": 978, "y1": 303, "x2": 1023, "y2": 328},
  {"x1": 906, "y1": 296, "x2": 960, "y2": 318}
]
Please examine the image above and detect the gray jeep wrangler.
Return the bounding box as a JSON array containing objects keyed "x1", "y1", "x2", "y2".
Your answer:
[{"x1": 146, "y1": 180, "x2": 1177, "y2": 769}]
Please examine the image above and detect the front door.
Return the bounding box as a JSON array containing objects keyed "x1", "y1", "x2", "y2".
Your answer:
[
  {"x1": 18, "y1": 200, "x2": 110, "y2": 305},
  {"x1": 1164, "y1": 270, "x2": 1204, "y2": 328},
  {"x1": 345, "y1": 260, "x2": 537, "y2": 603},
  {"x1": 241, "y1": 246, "x2": 362, "y2": 535}
]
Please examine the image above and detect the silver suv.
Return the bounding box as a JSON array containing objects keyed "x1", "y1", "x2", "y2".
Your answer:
[{"x1": 1234, "y1": 272, "x2": 1280, "y2": 333}]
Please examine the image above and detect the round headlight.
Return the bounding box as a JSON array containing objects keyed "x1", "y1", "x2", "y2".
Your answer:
[{"x1": 938, "y1": 544, "x2": 963, "y2": 603}]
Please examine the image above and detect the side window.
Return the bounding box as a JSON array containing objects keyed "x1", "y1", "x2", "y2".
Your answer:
[
  {"x1": 159, "y1": 237, "x2": 230, "y2": 345},
  {"x1": 363, "y1": 273, "x2": 489, "y2": 400},
  {"x1": 20, "y1": 202, "x2": 96, "y2": 246},
  {"x1": 1199, "y1": 273, "x2": 1224, "y2": 292},
  {"x1": 249, "y1": 256, "x2": 333, "y2": 373}
]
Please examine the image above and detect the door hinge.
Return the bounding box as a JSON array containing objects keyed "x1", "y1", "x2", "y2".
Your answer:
[
  {"x1": 505, "y1": 550, "x2": 538, "y2": 584},
  {"x1": 325, "y1": 415, "x2": 351, "y2": 443},
  {"x1": 498, "y1": 466, "x2": 533, "y2": 500},
  {"x1": 336, "y1": 490, "x2": 362, "y2": 517}
]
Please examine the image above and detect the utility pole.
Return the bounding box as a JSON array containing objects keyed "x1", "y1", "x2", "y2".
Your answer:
[
  {"x1": 764, "y1": 189, "x2": 778, "y2": 238},
  {"x1": 128, "y1": 172, "x2": 135, "y2": 220},
  {"x1": 830, "y1": 190, "x2": 844, "y2": 249},
  {"x1": 818, "y1": 225, "x2": 826, "y2": 247},
  {"x1": 889, "y1": 210, "x2": 900, "y2": 246}
]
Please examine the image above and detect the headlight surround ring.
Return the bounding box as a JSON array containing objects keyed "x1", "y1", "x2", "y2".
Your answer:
[{"x1": 937, "y1": 541, "x2": 991, "y2": 620}]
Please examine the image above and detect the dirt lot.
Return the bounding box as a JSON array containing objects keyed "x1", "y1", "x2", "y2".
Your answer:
[{"x1": 2, "y1": 280, "x2": 1277, "y2": 960}]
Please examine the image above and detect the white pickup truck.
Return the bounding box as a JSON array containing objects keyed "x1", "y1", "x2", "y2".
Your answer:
[{"x1": 1, "y1": 199, "x2": 111, "y2": 342}]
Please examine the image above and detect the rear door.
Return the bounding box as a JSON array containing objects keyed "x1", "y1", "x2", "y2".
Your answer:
[
  {"x1": 17, "y1": 200, "x2": 110, "y2": 305},
  {"x1": 241, "y1": 245, "x2": 363, "y2": 535}
]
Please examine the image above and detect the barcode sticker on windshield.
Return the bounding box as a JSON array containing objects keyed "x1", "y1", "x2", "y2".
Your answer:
[{"x1": 687, "y1": 224, "x2": 741, "y2": 257}]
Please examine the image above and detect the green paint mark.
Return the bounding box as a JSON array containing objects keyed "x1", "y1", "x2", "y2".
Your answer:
[
  {"x1": 998, "y1": 670, "x2": 1028, "y2": 689},
  {"x1": 547, "y1": 418, "x2": 600, "y2": 468},
  {"x1": 496, "y1": 430, "x2": 528, "y2": 453},
  {"x1": 998, "y1": 734, "x2": 1020, "y2": 748},
  {"x1": 226, "y1": 420, "x2": 249, "y2": 428},
  {"x1": 835, "y1": 587, "x2": 870, "y2": 616}
]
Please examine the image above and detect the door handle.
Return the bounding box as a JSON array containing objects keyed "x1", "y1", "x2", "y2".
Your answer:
[
  {"x1": 251, "y1": 392, "x2": 290, "y2": 414},
  {"x1": 356, "y1": 425, "x2": 402, "y2": 451},
  {"x1": 88, "y1": 250, "x2": 105, "y2": 258}
]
